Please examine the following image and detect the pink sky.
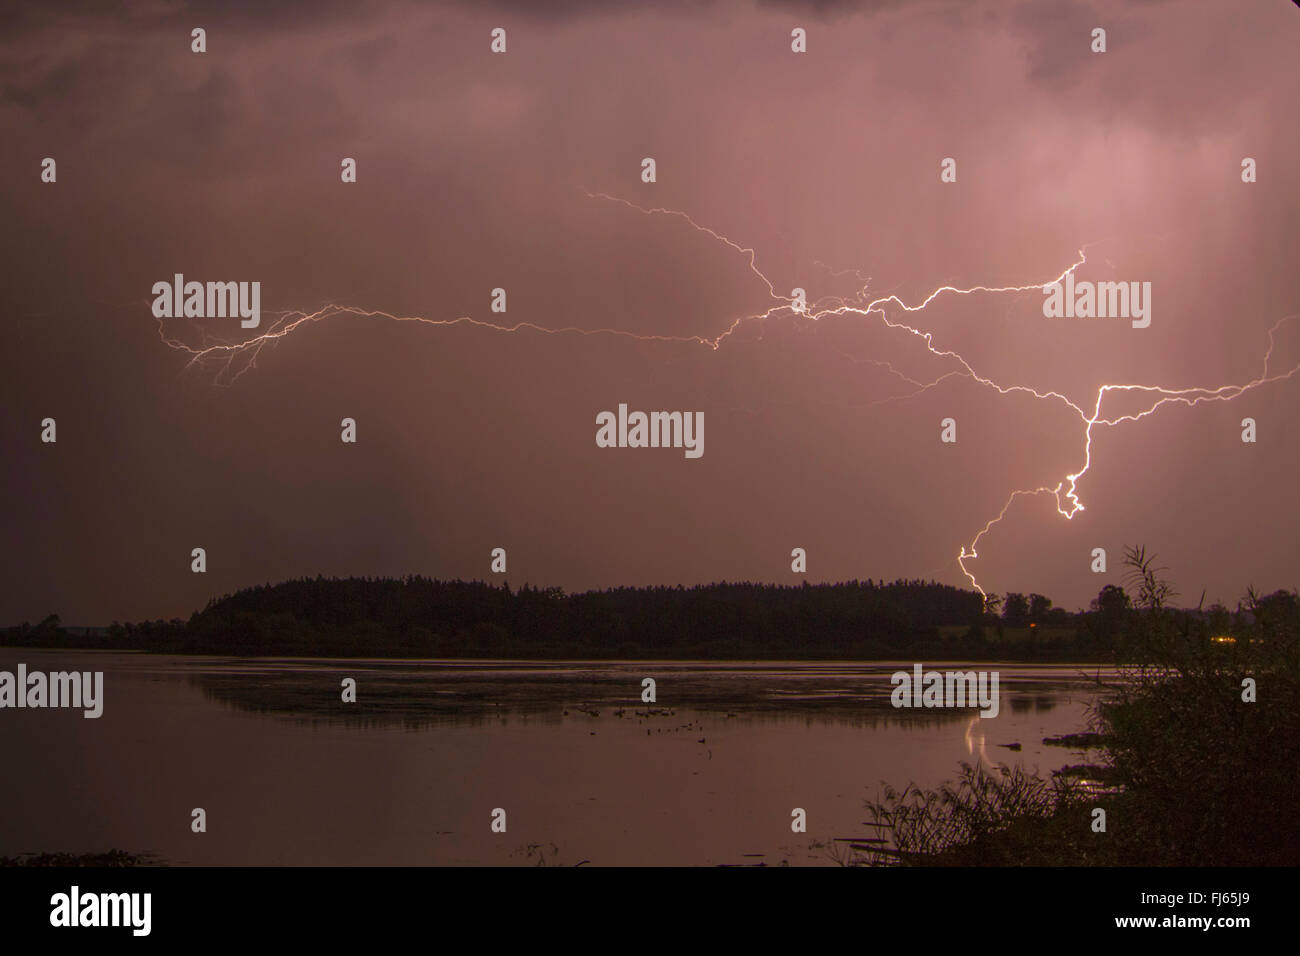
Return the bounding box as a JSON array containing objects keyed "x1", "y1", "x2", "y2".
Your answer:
[{"x1": 1, "y1": 0, "x2": 1297, "y2": 623}]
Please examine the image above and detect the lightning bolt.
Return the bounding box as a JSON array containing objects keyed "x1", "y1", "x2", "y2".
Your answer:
[{"x1": 158, "y1": 191, "x2": 1300, "y2": 599}]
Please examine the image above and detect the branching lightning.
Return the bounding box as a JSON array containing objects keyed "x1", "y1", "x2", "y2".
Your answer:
[{"x1": 158, "y1": 191, "x2": 1300, "y2": 599}]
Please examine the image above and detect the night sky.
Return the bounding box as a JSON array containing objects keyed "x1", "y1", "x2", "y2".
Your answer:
[{"x1": 2, "y1": 0, "x2": 1297, "y2": 625}]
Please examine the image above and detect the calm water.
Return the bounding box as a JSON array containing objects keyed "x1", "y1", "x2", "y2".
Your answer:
[{"x1": 0, "y1": 649, "x2": 1116, "y2": 866}]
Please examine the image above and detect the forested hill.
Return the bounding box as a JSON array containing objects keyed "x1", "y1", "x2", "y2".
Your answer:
[
  {"x1": 190, "y1": 576, "x2": 983, "y2": 655},
  {"x1": 1, "y1": 576, "x2": 1039, "y2": 659}
]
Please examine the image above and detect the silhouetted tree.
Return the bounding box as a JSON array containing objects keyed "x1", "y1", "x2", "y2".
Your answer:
[{"x1": 1002, "y1": 592, "x2": 1029, "y2": 627}]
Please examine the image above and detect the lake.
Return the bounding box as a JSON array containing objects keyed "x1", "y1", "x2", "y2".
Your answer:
[{"x1": 0, "y1": 649, "x2": 1117, "y2": 866}]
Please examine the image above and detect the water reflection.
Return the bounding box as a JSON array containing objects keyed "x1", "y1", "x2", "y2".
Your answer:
[
  {"x1": 177, "y1": 658, "x2": 1112, "y2": 732},
  {"x1": 0, "y1": 650, "x2": 1119, "y2": 866}
]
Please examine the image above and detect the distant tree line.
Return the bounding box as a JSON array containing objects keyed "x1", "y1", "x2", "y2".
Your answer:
[{"x1": 0, "y1": 575, "x2": 1219, "y2": 660}]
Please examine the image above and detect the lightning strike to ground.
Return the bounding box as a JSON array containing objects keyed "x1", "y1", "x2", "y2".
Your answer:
[{"x1": 158, "y1": 191, "x2": 1300, "y2": 600}]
